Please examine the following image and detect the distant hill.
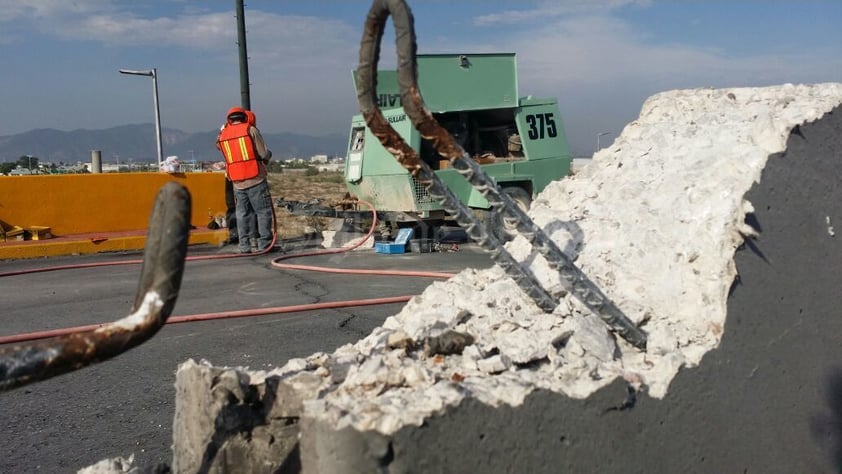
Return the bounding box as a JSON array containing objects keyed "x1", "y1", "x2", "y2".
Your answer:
[{"x1": 0, "y1": 124, "x2": 348, "y2": 164}]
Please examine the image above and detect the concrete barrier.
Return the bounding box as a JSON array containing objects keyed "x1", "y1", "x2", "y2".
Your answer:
[
  {"x1": 0, "y1": 172, "x2": 227, "y2": 234},
  {"x1": 0, "y1": 172, "x2": 229, "y2": 258}
]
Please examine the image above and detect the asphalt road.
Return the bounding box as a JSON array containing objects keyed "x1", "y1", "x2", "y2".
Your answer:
[{"x1": 0, "y1": 240, "x2": 494, "y2": 473}]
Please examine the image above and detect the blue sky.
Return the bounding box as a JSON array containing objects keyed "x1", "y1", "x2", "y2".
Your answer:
[{"x1": 1, "y1": 0, "x2": 840, "y2": 156}]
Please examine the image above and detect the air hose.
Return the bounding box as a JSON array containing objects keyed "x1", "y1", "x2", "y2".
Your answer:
[{"x1": 0, "y1": 200, "x2": 456, "y2": 345}]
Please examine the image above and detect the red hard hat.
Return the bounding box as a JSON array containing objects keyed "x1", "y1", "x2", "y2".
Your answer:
[{"x1": 226, "y1": 106, "x2": 247, "y2": 124}]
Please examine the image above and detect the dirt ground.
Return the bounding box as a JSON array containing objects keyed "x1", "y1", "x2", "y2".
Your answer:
[{"x1": 266, "y1": 170, "x2": 349, "y2": 238}]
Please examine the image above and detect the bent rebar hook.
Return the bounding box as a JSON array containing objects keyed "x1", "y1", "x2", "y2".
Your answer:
[
  {"x1": 0, "y1": 182, "x2": 191, "y2": 392},
  {"x1": 357, "y1": 0, "x2": 647, "y2": 349}
]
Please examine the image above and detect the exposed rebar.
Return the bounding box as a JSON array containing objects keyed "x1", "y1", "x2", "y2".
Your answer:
[
  {"x1": 0, "y1": 182, "x2": 192, "y2": 391},
  {"x1": 356, "y1": 0, "x2": 647, "y2": 349}
]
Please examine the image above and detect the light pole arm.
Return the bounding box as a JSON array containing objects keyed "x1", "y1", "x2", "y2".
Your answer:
[
  {"x1": 119, "y1": 67, "x2": 163, "y2": 170},
  {"x1": 151, "y1": 68, "x2": 163, "y2": 169},
  {"x1": 119, "y1": 69, "x2": 153, "y2": 77}
]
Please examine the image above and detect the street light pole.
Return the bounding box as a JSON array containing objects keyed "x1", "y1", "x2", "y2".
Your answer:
[
  {"x1": 119, "y1": 68, "x2": 163, "y2": 170},
  {"x1": 596, "y1": 132, "x2": 611, "y2": 153}
]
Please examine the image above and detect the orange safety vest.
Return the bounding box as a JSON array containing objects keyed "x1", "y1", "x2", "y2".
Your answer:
[{"x1": 217, "y1": 122, "x2": 260, "y2": 181}]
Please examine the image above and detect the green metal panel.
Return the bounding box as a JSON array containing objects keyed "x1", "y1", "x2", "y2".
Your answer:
[
  {"x1": 511, "y1": 158, "x2": 569, "y2": 195},
  {"x1": 451, "y1": 159, "x2": 569, "y2": 210},
  {"x1": 436, "y1": 168, "x2": 476, "y2": 206},
  {"x1": 345, "y1": 110, "x2": 418, "y2": 177},
  {"x1": 515, "y1": 97, "x2": 571, "y2": 162},
  {"x1": 345, "y1": 120, "x2": 366, "y2": 182},
  {"x1": 345, "y1": 110, "x2": 423, "y2": 212},
  {"x1": 345, "y1": 58, "x2": 572, "y2": 215},
  {"x1": 352, "y1": 53, "x2": 519, "y2": 112},
  {"x1": 349, "y1": 173, "x2": 419, "y2": 213}
]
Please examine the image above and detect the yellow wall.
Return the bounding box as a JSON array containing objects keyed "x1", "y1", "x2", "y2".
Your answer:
[{"x1": 0, "y1": 172, "x2": 227, "y2": 235}]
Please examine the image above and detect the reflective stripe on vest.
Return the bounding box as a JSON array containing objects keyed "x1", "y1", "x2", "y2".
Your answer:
[{"x1": 217, "y1": 123, "x2": 260, "y2": 181}]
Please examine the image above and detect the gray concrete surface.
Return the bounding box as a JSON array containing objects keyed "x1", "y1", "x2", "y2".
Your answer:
[
  {"x1": 300, "y1": 107, "x2": 842, "y2": 473},
  {"x1": 0, "y1": 240, "x2": 493, "y2": 473}
]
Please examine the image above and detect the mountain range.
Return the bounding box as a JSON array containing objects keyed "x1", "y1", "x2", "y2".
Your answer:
[{"x1": 0, "y1": 124, "x2": 348, "y2": 164}]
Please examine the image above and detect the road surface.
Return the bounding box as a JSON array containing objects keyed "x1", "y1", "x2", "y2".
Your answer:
[{"x1": 0, "y1": 240, "x2": 493, "y2": 473}]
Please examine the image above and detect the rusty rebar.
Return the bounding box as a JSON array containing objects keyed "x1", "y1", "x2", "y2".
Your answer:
[
  {"x1": 357, "y1": 0, "x2": 647, "y2": 349},
  {"x1": 357, "y1": 0, "x2": 557, "y2": 313},
  {"x1": 0, "y1": 182, "x2": 192, "y2": 392}
]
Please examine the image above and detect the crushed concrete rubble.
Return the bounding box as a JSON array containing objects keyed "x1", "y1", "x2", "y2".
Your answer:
[
  {"x1": 174, "y1": 83, "x2": 842, "y2": 445},
  {"x1": 76, "y1": 455, "x2": 135, "y2": 474}
]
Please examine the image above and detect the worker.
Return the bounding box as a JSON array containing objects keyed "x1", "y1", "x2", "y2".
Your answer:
[
  {"x1": 215, "y1": 106, "x2": 275, "y2": 253},
  {"x1": 219, "y1": 109, "x2": 259, "y2": 247}
]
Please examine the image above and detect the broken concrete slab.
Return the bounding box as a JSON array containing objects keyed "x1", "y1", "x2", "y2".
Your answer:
[{"x1": 155, "y1": 84, "x2": 842, "y2": 473}]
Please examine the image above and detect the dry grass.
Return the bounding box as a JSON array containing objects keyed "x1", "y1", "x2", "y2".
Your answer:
[{"x1": 267, "y1": 170, "x2": 349, "y2": 238}]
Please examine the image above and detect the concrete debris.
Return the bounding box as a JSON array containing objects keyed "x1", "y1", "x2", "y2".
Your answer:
[
  {"x1": 385, "y1": 329, "x2": 413, "y2": 350},
  {"x1": 422, "y1": 330, "x2": 474, "y2": 356},
  {"x1": 169, "y1": 84, "x2": 842, "y2": 457},
  {"x1": 476, "y1": 353, "x2": 511, "y2": 374},
  {"x1": 305, "y1": 83, "x2": 842, "y2": 435},
  {"x1": 170, "y1": 360, "x2": 308, "y2": 473},
  {"x1": 76, "y1": 455, "x2": 135, "y2": 474}
]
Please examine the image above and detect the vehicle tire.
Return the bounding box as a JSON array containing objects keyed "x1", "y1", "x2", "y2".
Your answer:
[{"x1": 488, "y1": 186, "x2": 531, "y2": 241}]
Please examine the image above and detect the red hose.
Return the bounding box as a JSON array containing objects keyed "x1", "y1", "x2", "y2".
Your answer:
[
  {"x1": 0, "y1": 201, "x2": 281, "y2": 279},
  {"x1": 0, "y1": 259, "x2": 144, "y2": 278},
  {"x1": 272, "y1": 263, "x2": 453, "y2": 278},
  {"x1": 0, "y1": 199, "x2": 458, "y2": 345},
  {"x1": 0, "y1": 296, "x2": 414, "y2": 345}
]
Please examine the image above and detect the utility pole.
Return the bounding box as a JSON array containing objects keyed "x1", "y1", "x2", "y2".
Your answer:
[{"x1": 235, "y1": 0, "x2": 251, "y2": 111}]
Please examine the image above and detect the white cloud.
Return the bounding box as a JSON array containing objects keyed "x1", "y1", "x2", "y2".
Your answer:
[
  {"x1": 0, "y1": 0, "x2": 116, "y2": 22},
  {"x1": 245, "y1": 13, "x2": 359, "y2": 69},
  {"x1": 444, "y1": 12, "x2": 840, "y2": 153},
  {"x1": 52, "y1": 11, "x2": 234, "y2": 49},
  {"x1": 0, "y1": 0, "x2": 365, "y2": 136},
  {"x1": 0, "y1": 0, "x2": 117, "y2": 44},
  {"x1": 472, "y1": 0, "x2": 651, "y2": 26},
  {"x1": 499, "y1": 15, "x2": 840, "y2": 95},
  {"x1": 1, "y1": 2, "x2": 358, "y2": 57}
]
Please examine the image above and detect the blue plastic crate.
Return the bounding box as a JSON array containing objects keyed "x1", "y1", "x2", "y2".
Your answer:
[
  {"x1": 375, "y1": 242, "x2": 406, "y2": 254},
  {"x1": 375, "y1": 228, "x2": 414, "y2": 254}
]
